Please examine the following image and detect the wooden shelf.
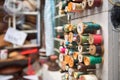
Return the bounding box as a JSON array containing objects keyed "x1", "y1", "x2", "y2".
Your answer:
[
  {"x1": 22, "y1": 30, "x2": 37, "y2": 33},
  {"x1": 18, "y1": 12, "x2": 39, "y2": 15},
  {"x1": 6, "y1": 44, "x2": 39, "y2": 49}
]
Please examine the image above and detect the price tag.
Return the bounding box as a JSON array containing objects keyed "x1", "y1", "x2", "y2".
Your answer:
[{"x1": 4, "y1": 28, "x2": 27, "y2": 45}]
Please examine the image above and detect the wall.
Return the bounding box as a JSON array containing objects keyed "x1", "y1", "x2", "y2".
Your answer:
[{"x1": 108, "y1": 0, "x2": 120, "y2": 80}]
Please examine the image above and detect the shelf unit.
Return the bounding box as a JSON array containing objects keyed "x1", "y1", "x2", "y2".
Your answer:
[
  {"x1": 0, "y1": 0, "x2": 41, "y2": 77},
  {"x1": 8, "y1": 0, "x2": 41, "y2": 49}
]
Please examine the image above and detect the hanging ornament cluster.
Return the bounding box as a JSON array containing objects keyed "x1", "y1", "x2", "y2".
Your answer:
[{"x1": 59, "y1": 22, "x2": 104, "y2": 80}]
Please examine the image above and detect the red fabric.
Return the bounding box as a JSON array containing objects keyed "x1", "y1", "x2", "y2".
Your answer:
[{"x1": 21, "y1": 48, "x2": 38, "y2": 55}]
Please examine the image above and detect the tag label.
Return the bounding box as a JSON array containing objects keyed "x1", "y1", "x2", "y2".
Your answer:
[{"x1": 4, "y1": 28, "x2": 27, "y2": 45}]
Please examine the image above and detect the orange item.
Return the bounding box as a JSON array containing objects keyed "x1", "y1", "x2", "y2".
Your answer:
[{"x1": 21, "y1": 48, "x2": 38, "y2": 55}]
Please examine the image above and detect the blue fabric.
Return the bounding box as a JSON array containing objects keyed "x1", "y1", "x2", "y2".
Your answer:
[{"x1": 44, "y1": 0, "x2": 55, "y2": 56}]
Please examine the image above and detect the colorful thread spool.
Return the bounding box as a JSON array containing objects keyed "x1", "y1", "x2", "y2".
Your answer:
[
  {"x1": 73, "y1": 34, "x2": 78, "y2": 41},
  {"x1": 94, "y1": 0, "x2": 103, "y2": 7},
  {"x1": 78, "y1": 45, "x2": 90, "y2": 53},
  {"x1": 59, "y1": 46, "x2": 66, "y2": 54},
  {"x1": 67, "y1": 2, "x2": 74, "y2": 12},
  {"x1": 87, "y1": 0, "x2": 95, "y2": 8},
  {"x1": 89, "y1": 45, "x2": 104, "y2": 55},
  {"x1": 72, "y1": 3, "x2": 83, "y2": 11},
  {"x1": 73, "y1": 72, "x2": 84, "y2": 79},
  {"x1": 68, "y1": 32, "x2": 73, "y2": 43},
  {"x1": 64, "y1": 24, "x2": 77, "y2": 33},
  {"x1": 64, "y1": 55, "x2": 71, "y2": 64},
  {"x1": 80, "y1": 35, "x2": 89, "y2": 44},
  {"x1": 76, "y1": 34, "x2": 81, "y2": 44},
  {"x1": 84, "y1": 22, "x2": 101, "y2": 30},
  {"x1": 65, "y1": 41, "x2": 70, "y2": 46},
  {"x1": 77, "y1": 22, "x2": 94, "y2": 34},
  {"x1": 87, "y1": 0, "x2": 103, "y2": 8},
  {"x1": 77, "y1": 62, "x2": 96, "y2": 72},
  {"x1": 77, "y1": 62, "x2": 87, "y2": 72},
  {"x1": 79, "y1": 74, "x2": 98, "y2": 80},
  {"x1": 64, "y1": 24, "x2": 73, "y2": 33},
  {"x1": 77, "y1": 22, "x2": 101, "y2": 34},
  {"x1": 73, "y1": 59, "x2": 79, "y2": 68},
  {"x1": 64, "y1": 33, "x2": 69, "y2": 41},
  {"x1": 89, "y1": 34, "x2": 103, "y2": 45},
  {"x1": 65, "y1": 49, "x2": 69, "y2": 55},
  {"x1": 73, "y1": 52, "x2": 79, "y2": 59},
  {"x1": 68, "y1": 49, "x2": 74, "y2": 55},
  {"x1": 84, "y1": 55, "x2": 103, "y2": 65},
  {"x1": 81, "y1": 0, "x2": 87, "y2": 9},
  {"x1": 67, "y1": 2, "x2": 85, "y2": 12},
  {"x1": 68, "y1": 56, "x2": 74, "y2": 68},
  {"x1": 73, "y1": 25, "x2": 77, "y2": 33},
  {"x1": 67, "y1": 0, "x2": 87, "y2": 12},
  {"x1": 69, "y1": 41, "x2": 78, "y2": 50}
]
